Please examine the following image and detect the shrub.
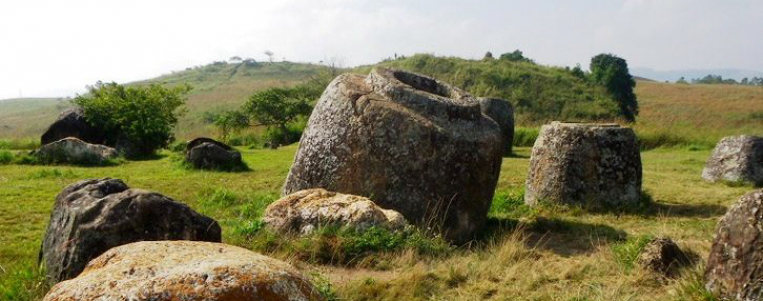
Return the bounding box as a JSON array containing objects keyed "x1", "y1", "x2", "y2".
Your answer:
[
  {"x1": 0, "y1": 150, "x2": 13, "y2": 164},
  {"x1": 513, "y1": 127, "x2": 539, "y2": 147},
  {"x1": 72, "y1": 82, "x2": 190, "y2": 157}
]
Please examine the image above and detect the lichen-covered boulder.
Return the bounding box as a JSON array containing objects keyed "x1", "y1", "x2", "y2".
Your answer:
[
  {"x1": 32, "y1": 137, "x2": 118, "y2": 165},
  {"x1": 42, "y1": 241, "x2": 323, "y2": 301},
  {"x1": 282, "y1": 68, "x2": 503, "y2": 243},
  {"x1": 702, "y1": 135, "x2": 763, "y2": 186},
  {"x1": 41, "y1": 108, "x2": 105, "y2": 146},
  {"x1": 263, "y1": 188, "x2": 408, "y2": 234},
  {"x1": 637, "y1": 237, "x2": 690, "y2": 276},
  {"x1": 705, "y1": 189, "x2": 763, "y2": 301},
  {"x1": 41, "y1": 178, "x2": 221, "y2": 284},
  {"x1": 185, "y1": 137, "x2": 244, "y2": 170},
  {"x1": 479, "y1": 98, "x2": 514, "y2": 155},
  {"x1": 524, "y1": 122, "x2": 642, "y2": 208}
]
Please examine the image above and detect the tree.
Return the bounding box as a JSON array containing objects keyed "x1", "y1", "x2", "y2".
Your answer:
[
  {"x1": 570, "y1": 64, "x2": 587, "y2": 80},
  {"x1": 264, "y1": 50, "x2": 274, "y2": 63},
  {"x1": 499, "y1": 50, "x2": 533, "y2": 63},
  {"x1": 483, "y1": 51, "x2": 494, "y2": 60},
  {"x1": 676, "y1": 77, "x2": 689, "y2": 84},
  {"x1": 243, "y1": 86, "x2": 313, "y2": 144},
  {"x1": 229, "y1": 56, "x2": 242, "y2": 63},
  {"x1": 72, "y1": 82, "x2": 190, "y2": 157},
  {"x1": 212, "y1": 110, "x2": 250, "y2": 142},
  {"x1": 589, "y1": 53, "x2": 638, "y2": 122}
]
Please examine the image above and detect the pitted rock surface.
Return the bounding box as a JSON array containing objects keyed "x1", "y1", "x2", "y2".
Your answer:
[
  {"x1": 263, "y1": 188, "x2": 407, "y2": 234},
  {"x1": 479, "y1": 98, "x2": 514, "y2": 155},
  {"x1": 524, "y1": 122, "x2": 642, "y2": 208},
  {"x1": 702, "y1": 135, "x2": 763, "y2": 186},
  {"x1": 32, "y1": 137, "x2": 118, "y2": 165},
  {"x1": 42, "y1": 241, "x2": 323, "y2": 301},
  {"x1": 282, "y1": 68, "x2": 503, "y2": 243},
  {"x1": 185, "y1": 137, "x2": 243, "y2": 170},
  {"x1": 637, "y1": 237, "x2": 690, "y2": 276},
  {"x1": 41, "y1": 108, "x2": 105, "y2": 145},
  {"x1": 705, "y1": 189, "x2": 763, "y2": 301},
  {"x1": 41, "y1": 178, "x2": 221, "y2": 284}
]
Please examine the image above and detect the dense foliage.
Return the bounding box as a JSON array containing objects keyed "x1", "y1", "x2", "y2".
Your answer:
[
  {"x1": 692, "y1": 74, "x2": 763, "y2": 86},
  {"x1": 375, "y1": 54, "x2": 620, "y2": 123},
  {"x1": 72, "y1": 82, "x2": 189, "y2": 156},
  {"x1": 590, "y1": 53, "x2": 639, "y2": 122}
]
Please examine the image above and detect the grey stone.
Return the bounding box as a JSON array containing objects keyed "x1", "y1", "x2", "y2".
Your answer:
[
  {"x1": 705, "y1": 189, "x2": 763, "y2": 301},
  {"x1": 282, "y1": 68, "x2": 503, "y2": 243},
  {"x1": 32, "y1": 137, "x2": 118, "y2": 165},
  {"x1": 524, "y1": 122, "x2": 642, "y2": 208},
  {"x1": 263, "y1": 188, "x2": 408, "y2": 235},
  {"x1": 43, "y1": 241, "x2": 323, "y2": 301},
  {"x1": 185, "y1": 137, "x2": 243, "y2": 170},
  {"x1": 41, "y1": 108, "x2": 105, "y2": 146},
  {"x1": 702, "y1": 135, "x2": 763, "y2": 186},
  {"x1": 479, "y1": 98, "x2": 514, "y2": 155},
  {"x1": 41, "y1": 178, "x2": 221, "y2": 284}
]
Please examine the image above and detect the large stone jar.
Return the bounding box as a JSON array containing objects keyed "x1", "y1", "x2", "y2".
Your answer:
[
  {"x1": 524, "y1": 122, "x2": 642, "y2": 208},
  {"x1": 282, "y1": 68, "x2": 503, "y2": 242}
]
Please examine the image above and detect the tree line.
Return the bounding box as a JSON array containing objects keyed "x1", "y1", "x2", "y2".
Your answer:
[{"x1": 677, "y1": 75, "x2": 763, "y2": 86}]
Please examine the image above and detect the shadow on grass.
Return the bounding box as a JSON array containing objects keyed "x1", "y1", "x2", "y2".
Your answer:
[
  {"x1": 645, "y1": 202, "x2": 727, "y2": 218},
  {"x1": 475, "y1": 216, "x2": 627, "y2": 257},
  {"x1": 124, "y1": 152, "x2": 168, "y2": 161}
]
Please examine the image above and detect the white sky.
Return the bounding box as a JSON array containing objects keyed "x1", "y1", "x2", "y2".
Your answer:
[{"x1": 1, "y1": 0, "x2": 761, "y2": 99}]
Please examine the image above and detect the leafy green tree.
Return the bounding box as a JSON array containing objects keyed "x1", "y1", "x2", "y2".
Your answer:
[
  {"x1": 676, "y1": 77, "x2": 689, "y2": 84},
  {"x1": 483, "y1": 51, "x2": 494, "y2": 60},
  {"x1": 499, "y1": 50, "x2": 533, "y2": 63},
  {"x1": 243, "y1": 86, "x2": 313, "y2": 144},
  {"x1": 72, "y1": 82, "x2": 190, "y2": 157},
  {"x1": 589, "y1": 54, "x2": 638, "y2": 122},
  {"x1": 212, "y1": 110, "x2": 250, "y2": 142}
]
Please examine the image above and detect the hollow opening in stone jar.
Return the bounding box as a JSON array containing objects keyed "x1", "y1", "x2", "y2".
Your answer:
[{"x1": 392, "y1": 70, "x2": 452, "y2": 98}]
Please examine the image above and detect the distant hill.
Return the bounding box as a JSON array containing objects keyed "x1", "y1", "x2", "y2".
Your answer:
[
  {"x1": 0, "y1": 98, "x2": 71, "y2": 139},
  {"x1": 632, "y1": 67, "x2": 763, "y2": 82}
]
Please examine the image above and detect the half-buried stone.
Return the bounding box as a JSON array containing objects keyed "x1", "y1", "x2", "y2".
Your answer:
[
  {"x1": 185, "y1": 137, "x2": 245, "y2": 170},
  {"x1": 524, "y1": 122, "x2": 642, "y2": 208},
  {"x1": 32, "y1": 137, "x2": 118, "y2": 165},
  {"x1": 40, "y1": 178, "x2": 221, "y2": 284},
  {"x1": 43, "y1": 241, "x2": 323, "y2": 301},
  {"x1": 705, "y1": 189, "x2": 763, "y2": 301},
  {"x1": 40, "y1": 108, "x2": 106, "y2": 146},
  {"x1": 263, "y1": 188, "x2": 408, "y2": 235},
  {"x1": 702, "y1": 135, "x2": 763, "y2": 186},
  {"x1": 282, "y1": 68, "x2": 503, "y2": 243}
]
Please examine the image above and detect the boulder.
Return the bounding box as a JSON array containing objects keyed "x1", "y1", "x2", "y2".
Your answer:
[
  {"x1": 41, "y1": 108, "x2": 105, "y2": 146},
  {"x1": 282, "y1": 68, "x2": 503, "y2": 243},
  {"x1": 524, "y1": 122, "x2": 642, "y2": 208},
  {"x1": 41, "y1": 178, "x2": 221, "y2": 284},
  {"x1": 637, "y1": 237, "x2": 690, "y2": 276},
  {"x1": 32, "y1": 137, "x2": 118, "y2": 165},
  {"x1": 702, "y1": 135, "x2": 763, "y2": 186},
  {"x1": 42, "y1": 241, "x2": 323, "y2": 301},
  {"x1": 705, "y1": 189, "x2": 763, "y2": 301},
  {"x1": 263, "y1": 188, "x2": 408, "y2": 234},
  {"x1": 479, "y1": 98, "x2": 514, "y2": 155},
  {"x1": 185, "y1": 137, "x2": 244, "y2": 170}
]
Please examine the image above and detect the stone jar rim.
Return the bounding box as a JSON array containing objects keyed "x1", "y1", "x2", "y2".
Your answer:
[{"x1": 366, "y1": 67, "x2": 481, "y2": 121}]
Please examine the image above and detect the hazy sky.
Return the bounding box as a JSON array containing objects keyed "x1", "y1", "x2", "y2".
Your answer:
[{"x1": 1, "y1": 0, "x2": 761, "y2": 99}]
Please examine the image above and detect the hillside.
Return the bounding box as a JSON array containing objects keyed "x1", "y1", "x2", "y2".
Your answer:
[{"x1": 1, "y1": 57, "x2": 761, "y2": 146}]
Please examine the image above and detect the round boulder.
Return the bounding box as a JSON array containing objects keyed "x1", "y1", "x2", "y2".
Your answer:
[
  {"x1": 524, "y1": 122, "x2": 642, "y2": 208},
  {"x1": 41, "y1": 108, "x2": 105, "y2": 146},
  {"x1": 32, "y1": 137, "x2": 118, "y2": 165},
  {"x1": 479, "y1": 97, "x2": 514, "y2": 155},
  {"x1": 282, "y1": 68, "x2": 503, "y2": 243},
  {"x1": 263, "y1": 188, "x2": 408, "y2": 235},
  {"x1": 185, "y1": 137, "x2": 244, "y2": 170},
  {"x1": 705, "y1": 189, "x2": 763, "y2": 301},
  {"x1": 637, "y1": 237, "x2": 690, "y2": 276},
  {"x1": 702, "y1": 135, "x2": 763, "y2": 186},
  {"x1": 43, "y1": 241, "x2": 323, "y2": 301},
  {"x1": 41, "y1": 178, "x2": 222, "y2": 284}
]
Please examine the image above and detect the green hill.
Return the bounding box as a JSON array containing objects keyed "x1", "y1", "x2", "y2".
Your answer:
[{"x1": 0, "y1": 98, "x2": 71, "y2": 139}]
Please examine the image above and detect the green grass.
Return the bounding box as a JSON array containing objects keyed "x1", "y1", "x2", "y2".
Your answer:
[{"x1": 0, "y1": 145, "x2": 748, "y2": 300}]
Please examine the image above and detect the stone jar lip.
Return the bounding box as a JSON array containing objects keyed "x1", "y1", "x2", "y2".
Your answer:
[
  {"x1": 549, "y1": 121, "x2": 623, "y2": 128},
  {"x1": 366, "y1": 67, "x2": 481, "y2": 121}
]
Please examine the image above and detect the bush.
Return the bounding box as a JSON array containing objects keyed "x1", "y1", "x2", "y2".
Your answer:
[
  {"x1": 513, "y1": 127, "x2": 539, "y2": 147},
  {"x1": 72, "y1": 82, "x2": 190, "y2": 157},
  {"x1": 0, "y1": 150, "x2": 13, "y2": 164}
]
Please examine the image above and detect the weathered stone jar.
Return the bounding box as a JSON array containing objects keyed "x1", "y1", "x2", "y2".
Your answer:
[
  {"x1": 702, "y1": 135, "x2": 763, "y2": 186},
  {"x1": 524, "y1": 122, "x2": 642, "y2": 208},
  {"x1": 282, "y1": 68, "x2": 503, "y2": 243}
]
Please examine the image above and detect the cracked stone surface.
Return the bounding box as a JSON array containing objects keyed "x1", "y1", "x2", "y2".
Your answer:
[
  {"x1": 702, "y1": 135, "x2": 763, "y2": 186},
  {"x1": 282, "y1": 68, "x2": 503, "y2": 243},
  {"x1": 524, "y1": 122, "x2": 642, "y2": 208}
]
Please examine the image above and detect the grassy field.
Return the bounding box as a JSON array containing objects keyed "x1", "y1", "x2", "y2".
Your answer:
[{"x1": 0, "y1": 143, "x2": 756, "y2": 300}]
